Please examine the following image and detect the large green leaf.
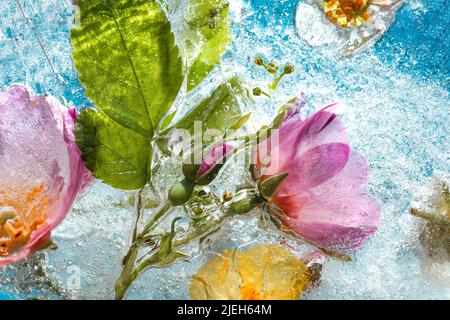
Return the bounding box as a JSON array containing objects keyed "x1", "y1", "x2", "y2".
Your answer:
[
  {"x1": 158, "y1": 77, "x2": 251, "y2": 155},
  {"x1": 72, "y1": 0, "x2": 183, "y2": 189},
  {"x1": 71, "y1": 0, "x2": 183, "y2": 139},
  {"x1": 185, "y1": 0, "x2": 231, "y2": 91},
  {"x1": 76, "y1": 109, "x2": 152, "y2": 190},
  {"x1": 166, "y1": 77, "x2": 250, "y2": 135}
]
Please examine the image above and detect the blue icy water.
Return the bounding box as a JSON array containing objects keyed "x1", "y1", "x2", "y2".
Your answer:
[{"x1": 0, "y1": 0, "x2": 449, "y2": 299}]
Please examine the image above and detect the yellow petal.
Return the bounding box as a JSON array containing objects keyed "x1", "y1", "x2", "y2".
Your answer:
[{"x1": 189, "y1": 245, "x2": 311, "y2": 300}]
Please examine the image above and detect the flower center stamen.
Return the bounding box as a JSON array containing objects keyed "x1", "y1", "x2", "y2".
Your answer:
[
  {"x1": 0, "y1": 182, "x2": 49, "y2": 257},
  {"x1": 323, "y1": 0, "x2": 370, "y2": 28},
  {"x1": 240, "y1": 285, "x2": 262, "y2": 300}
]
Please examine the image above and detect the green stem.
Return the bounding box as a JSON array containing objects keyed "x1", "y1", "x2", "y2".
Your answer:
[
  {"x1": 410, "y1": 208, "x2": 450, "y2": 225},
  {"x1": 140, "y1": 201, "x2": 172, "y2": 237},
  {"x1": 129, "y1": 211, "x2": 233, "y2": 284},
  {"x1": 132, "y1": 189, "x2": 144, "y2": 242},
  {"x1": 115, "y1": 189, "x2": 144, "y2": 300},
  {"x1": 269, "y1": 72, "x2": 286, "y2": 91},
  {"x1": 116, "y1": 188, "x2": 262, "y2": 299},
  {"x1": 115, "y1": 198, "x2": 171, "y2": 300},
  {"x1": 114, "y1": 243, "x2": 139, "y2": 300},
  {"x1": 127, "y1": 190, "x2": 264, "y2": 287}
]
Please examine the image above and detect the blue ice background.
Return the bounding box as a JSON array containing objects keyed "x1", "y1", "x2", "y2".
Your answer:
[
  {"x1": 0, "y1": 292, "x2": 19, "y2": 300},
  {"x1": 0, "y1": 0, "x2": 448, "y2": 106},
  {"x1": 248, "y1": 0, "x2": 449, "y2": 88},
  {"x1": 0, "y1": 0, "x2": 449, "y2": 299}
]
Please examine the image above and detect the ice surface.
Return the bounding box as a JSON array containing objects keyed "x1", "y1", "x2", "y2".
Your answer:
[{"x1": 0, "y1": 0, "x2": 449, "y2": 299}]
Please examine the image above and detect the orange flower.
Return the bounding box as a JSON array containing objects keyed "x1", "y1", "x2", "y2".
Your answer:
[{"x1": 323, "y1": 0, "x2": 370, "y2": 28}]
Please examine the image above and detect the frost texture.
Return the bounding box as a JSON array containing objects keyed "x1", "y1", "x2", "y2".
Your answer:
[{"x1": 0, "y1": 0, "x2": 449, "y2": 299}]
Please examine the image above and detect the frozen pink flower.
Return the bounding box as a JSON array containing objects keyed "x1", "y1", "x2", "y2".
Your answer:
[
  {"x1": 182, "y1": 143, "x2": 234, "y2": 186},
  {"x1": 197, "y1": 143, "x2": 234, "y2": 179},
  {"x1": 254, "y1": 102, "x2": 380, "y2": 252},
  {"x1": 0, "y1": 85, "x2": 92, "y2": 265}
]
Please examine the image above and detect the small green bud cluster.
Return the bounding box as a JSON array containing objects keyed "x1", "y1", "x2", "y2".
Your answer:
[
  {"x1": 283, "y1": 64, "x2": 294, "y2": 74},
  {"x1": 267, "y1": 61, "x2": 279, "y2": 74},
  {"x1": 252, "y1": 56, "x2": 295, "y2": 96},
  {"x1": 254, "y1": 56, "x2": 264, "y2": 66},
  {"x1": 252, "y1": 87, "x2": 262, "y2": 96}
]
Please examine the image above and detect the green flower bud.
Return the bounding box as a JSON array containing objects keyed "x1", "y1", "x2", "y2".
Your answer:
[
  {"x1": 253, "y1": 87, "x2": 262, "y2": 96},
  {"x1": 223, "y1": 191, "x2": 233, "y2": 202},
  {"x1": 254, "y1": 56, "x2": 265, "y2": 66},
  {"x1": 168, "y1": 178, "x2": 196, "y2": 206},
  {"x1": 283, "y1": 64, "x2": 294, "y2": 74},
  {"x1": 267, "y1": 61, "x2": 278, "y2": 74},
  {"x1": 192, "y1": 206, "x2": 204, "y2": 215},
  {"x1": 227, "y1": 189, "x2": 263, "y2": 215}
]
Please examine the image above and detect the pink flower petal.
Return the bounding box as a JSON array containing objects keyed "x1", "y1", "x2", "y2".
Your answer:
[
  {"x1": 274, "y1": 151, "x2": 380, "y2": 252},
  {"x1": 0, "y1": 231, "x2": 52, "y2": 266},
  {"x1": 255, "y1": 103, "x2": 348, "y2": 180},
  {"x1": 290, "y1": 222, "x2": 378, "y2": 252},
  {"x1": 0, "y1": 85, "x2": 92, "y2": 266},
  {"x1": 254, "y1": 102, "x2": 380, "y2": 253},
  {"x1": 263, "y1": 143, "x2": 350, "y2": 197}
]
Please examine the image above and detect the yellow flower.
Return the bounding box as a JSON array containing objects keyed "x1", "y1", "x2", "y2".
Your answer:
[
  {"x1": 323, "y1": 0, "x2": 371, "y2": 28},
  {"x1": 189, "y1": 245, "x2": 311, "y2": 300}
]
